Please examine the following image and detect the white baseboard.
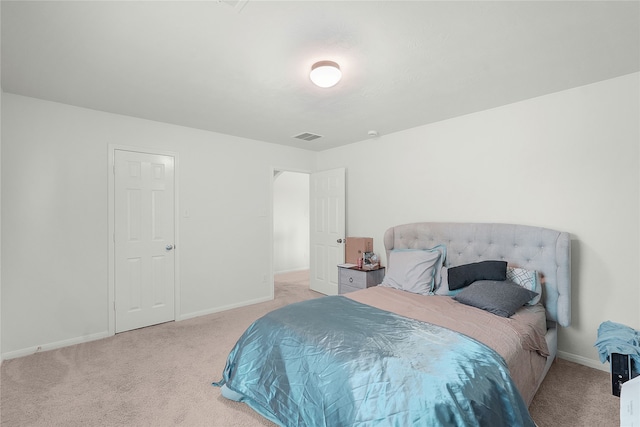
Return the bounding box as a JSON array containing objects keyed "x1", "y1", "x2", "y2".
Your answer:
[
  {"x1": 2, "y1": 296, "x2": 276, "y2": 360},
  {"x1": 1, "y1": 331, "x2": 110, "y2": 361},
  {"x1": 1, "y1": 310, "x2": 611, "y2": 378},
  {"x1": 178, "y1": 295, "x2": 274, "y2": 322},
  {"x1": 558, "y1": 350, "x2": 609, "y2": 372}
]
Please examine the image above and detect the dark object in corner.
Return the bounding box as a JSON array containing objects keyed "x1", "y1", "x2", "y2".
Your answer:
[{"x1": 612, "y1": 353, "x2": 638, "y2": 397}]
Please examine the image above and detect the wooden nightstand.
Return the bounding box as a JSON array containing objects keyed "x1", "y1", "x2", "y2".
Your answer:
[{"x1": 338, "y1": 266, "x2": 385, "y2": 294}]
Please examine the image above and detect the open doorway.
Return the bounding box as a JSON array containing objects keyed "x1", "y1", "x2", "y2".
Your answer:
[{"x1": 273, "y1": 170, "x2": 310, "y2": 288}]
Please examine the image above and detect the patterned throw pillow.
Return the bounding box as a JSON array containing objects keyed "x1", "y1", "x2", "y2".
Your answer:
[{"x1": 506, "y1": 267, "x2": 541, "y2": 305}]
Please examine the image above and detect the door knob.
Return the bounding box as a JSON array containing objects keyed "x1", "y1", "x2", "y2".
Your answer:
[
  {"x1": 166, "y1": 244, "x2": 174, "y2": 251},
  {"x1": 337, "y1": 239, "x2": 343, "y2": 243}
]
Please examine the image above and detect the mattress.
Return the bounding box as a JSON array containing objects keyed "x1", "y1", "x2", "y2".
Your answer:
[
  {"x1": 215, "y1": 294, "x2": 537, "y2": 426},
  {"x1": 345, "y1": 286, "x2": 549, "y2": 405}
]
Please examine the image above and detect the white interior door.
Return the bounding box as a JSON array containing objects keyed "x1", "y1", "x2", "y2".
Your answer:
[
  {"x1": 114, "y1": 150, "x2": 175, "y2": 333},
  {"x1": 309, "y1": 168, "x2": 345, "y2": 295}
]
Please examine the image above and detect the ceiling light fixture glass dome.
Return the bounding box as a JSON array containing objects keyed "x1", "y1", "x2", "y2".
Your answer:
[{"x1": 310, "y1": 61, "x2": 342, "y2": 88}]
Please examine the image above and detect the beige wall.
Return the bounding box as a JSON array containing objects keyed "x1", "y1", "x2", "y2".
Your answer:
[
  {"x1": 0, "y1": 94, "x2": 314, "y2": 358},
  {"x1": 1, "y1": 73, "x2": 638, "y2": 367},
  {"x1": 316, "y1": 72, "x2": 640, "y2": 369}
]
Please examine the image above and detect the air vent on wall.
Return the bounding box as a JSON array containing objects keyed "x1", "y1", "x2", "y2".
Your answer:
[{"x1": 293, "y1": 132, "x2": 323, "y2": 142}]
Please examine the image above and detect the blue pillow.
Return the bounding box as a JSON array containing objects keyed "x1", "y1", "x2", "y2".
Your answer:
[{"x1": 435, "y1": 266, "x2": 463, "y2": 296}]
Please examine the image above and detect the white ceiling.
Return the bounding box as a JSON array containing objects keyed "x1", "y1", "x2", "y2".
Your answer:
[{"x1": 2, "y1": 1, "x2": 639, "y2": 151}]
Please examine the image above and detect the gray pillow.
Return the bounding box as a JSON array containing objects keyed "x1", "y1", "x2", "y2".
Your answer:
[
  {"x1": 453, "y1": 280, "x2": 539, "y2": 317},
  {"x1": 380, "y1": 246, "x2": 445, "y2": 295}
]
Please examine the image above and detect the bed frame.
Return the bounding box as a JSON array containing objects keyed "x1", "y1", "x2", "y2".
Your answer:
[{"x1": 383, "y1": 222, "x2": 571, "y2": 384}]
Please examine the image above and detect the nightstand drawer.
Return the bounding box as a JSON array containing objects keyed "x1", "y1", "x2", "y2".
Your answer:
[
  {"x1": 339, "y1": 268, "x2": 367, "y2": 289},
  {"x1": 338, "y1": 267, "x2": 385, "y2": 294}
]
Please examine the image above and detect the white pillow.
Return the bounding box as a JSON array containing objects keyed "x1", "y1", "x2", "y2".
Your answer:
[
  {"x1": 506, "y1": 267, "x2": 541, "y2": 305},
  {"x1": 380, "y1": 246, "x2": 445, "y2": 295}
]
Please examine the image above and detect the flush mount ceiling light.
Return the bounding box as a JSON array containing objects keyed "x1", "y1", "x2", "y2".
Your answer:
[{"x1": 310, "y1": 61, "x2": 342, "y2": 88}]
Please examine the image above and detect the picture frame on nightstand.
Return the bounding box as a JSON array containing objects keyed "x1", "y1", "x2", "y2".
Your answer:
[{"x1": 362, "y1": 252, "x2": 379, "y2": 270}]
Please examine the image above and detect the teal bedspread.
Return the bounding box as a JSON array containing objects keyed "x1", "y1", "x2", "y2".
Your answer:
[{"x1": 214, "y1": 296, "x2": 534, "y2": 427}]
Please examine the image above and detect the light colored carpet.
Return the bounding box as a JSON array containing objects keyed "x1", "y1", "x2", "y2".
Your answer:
[
  {"x1": 529, "y1": 358, "x2": 620, "y2": 427},
  {"x1": 1, "y1": 271, "x2": 620, "y2": 426}
]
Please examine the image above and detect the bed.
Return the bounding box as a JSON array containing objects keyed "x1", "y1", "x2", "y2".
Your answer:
[{"x1": 214, "y1": 222, "x2": 571, "y2": 426}]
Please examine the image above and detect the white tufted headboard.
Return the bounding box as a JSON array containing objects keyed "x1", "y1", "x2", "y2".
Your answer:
[{"x1": 383, "y1": 222, "x2": 571, "y2": 327}]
